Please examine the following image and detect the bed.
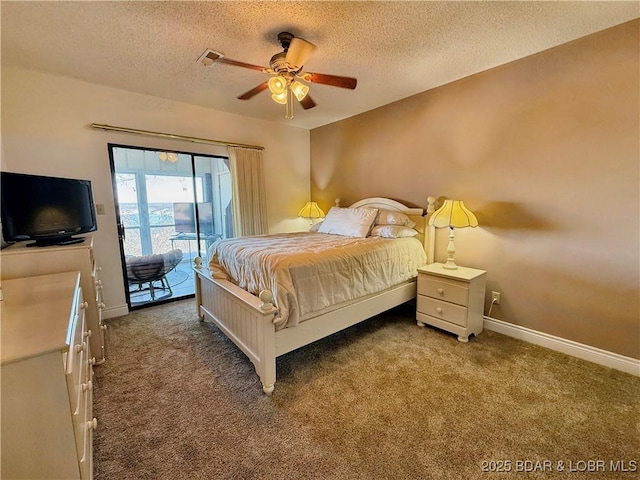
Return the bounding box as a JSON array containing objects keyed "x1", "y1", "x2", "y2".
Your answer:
[{"x1": 193, "y1": 197, "x2": 437, "y2": 394}]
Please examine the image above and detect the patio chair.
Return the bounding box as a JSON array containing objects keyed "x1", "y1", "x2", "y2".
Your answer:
[{"x1": 126, "y1": 248, "x2": 183, "y2": 300}]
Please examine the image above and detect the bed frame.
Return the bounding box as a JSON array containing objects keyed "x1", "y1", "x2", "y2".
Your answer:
[{"x1": 193, "y1": 197, "x2": 437, "y2": 394}]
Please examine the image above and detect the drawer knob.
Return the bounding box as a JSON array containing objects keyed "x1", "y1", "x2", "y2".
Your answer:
[
  {"x1": 436, "y1": 307, "x2": 443, "y2": 314},
  {"x1": 436, "y1": 288, "x2": 444, "y2": 295},
  {"x1": 82, "y1": 380, "x2": 93, "y2": 392},
  {"x1": 84, "y1": 329, "x2": 92, "y2": 338},
  {"x1": 80, "y1": 301, "x2": 89, "y2": 309},
  {"x1": 88, "y1": 418, "x2": 98, "y2": 431}
]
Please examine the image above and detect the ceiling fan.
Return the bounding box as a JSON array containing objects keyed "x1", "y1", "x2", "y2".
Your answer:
[{"x1": 198, "y1": 32, "x2": 358, "y2": 119}]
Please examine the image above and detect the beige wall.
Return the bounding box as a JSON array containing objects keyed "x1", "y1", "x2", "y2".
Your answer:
[
  {"x1": 311, "y1": 21, "x2": 639, "y2": 359},
  {"x1": 1, "y1": 67, "x2": 311, "y2": 315}
]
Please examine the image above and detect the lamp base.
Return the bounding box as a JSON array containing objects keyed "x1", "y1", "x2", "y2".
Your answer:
[{"x1": 443, "y1": 228, "x2": 458, "y2": 269}]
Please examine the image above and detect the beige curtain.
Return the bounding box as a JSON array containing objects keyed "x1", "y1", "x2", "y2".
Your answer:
[{"x1": 227, "y1": 146, "x2": 268, "y2": 237}]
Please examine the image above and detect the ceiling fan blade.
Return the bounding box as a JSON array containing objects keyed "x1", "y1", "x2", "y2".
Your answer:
[
  {"x1": 300, "y1": 72, "x2": 357, "y2": 90},
  {"x1": 237, "y1": 82, "x2": 269, "y2": 100},
  {"x1": 298, "y1": 95, "x2": 316, "y2": 110},
  {"x1": 286, "y1": 37, "x2": 317, "y2": 69},
  {"x1": 218, "y1": 57, "x2": 268, "y2": 72}
]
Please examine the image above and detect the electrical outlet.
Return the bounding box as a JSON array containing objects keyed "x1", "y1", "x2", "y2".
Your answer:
[
  {"x1": 491, "y1": 291, "x2": 501, "y2": 304},
  {"x1": 96, "y1": 204, "x2": 105, "y2": 215}
]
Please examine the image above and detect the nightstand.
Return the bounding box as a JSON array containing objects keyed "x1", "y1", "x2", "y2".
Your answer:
[{"x1": 416, "y1": 263, "x2": 487, "y2": 342}]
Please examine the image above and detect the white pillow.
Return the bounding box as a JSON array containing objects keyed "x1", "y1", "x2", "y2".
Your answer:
[
  {"x1": 309, "y1": 221, "x2": 323, "y2": 232},
  {"x1": 318, "y1": 207, "x2": 378, "y2": 238},
  {"x1": 375, "y1": 209, "x2": 416, "y2": 228},
  {"x1": 370, "y1": 225, "x2": 419, "y2": 238}
]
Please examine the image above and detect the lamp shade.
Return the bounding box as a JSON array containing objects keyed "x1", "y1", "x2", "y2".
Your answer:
[
  {"x1": 298, "y1": 201, "x2": 325, "y2": 219},
  {"x1": 291, "y1": 81, "x2": 309, "y2": 101},
  {"x1": 268, "y1": 76, "x2": 287, "y2": 95},
  {"x1": 429, "y1": 200, "x2": 478, "y2": 228},
  {"x1": 271, "y1": 92, "x2": 288, "y2": 105}
]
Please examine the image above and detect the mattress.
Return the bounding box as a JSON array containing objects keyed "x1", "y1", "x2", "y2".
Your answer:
[{"x1": 208, "y1": 232, "x2": 427, "y2": 330}]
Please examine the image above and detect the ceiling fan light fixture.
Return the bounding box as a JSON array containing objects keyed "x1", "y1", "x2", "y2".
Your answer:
[
  {"x1": 268, "y1": 76, "x2": 287, "y2": 95},
  {"x1": 158, "y1": 152, "x2": 178, "y2": 163},
  {"x1": 271, "y1": 91, "x2": 288, "y2": 105},
  {"x1": 291, "y1": 81, "x2": 309, "y2": 101},
  {"x1": 220, "y1": 31, "x2": 358, "y2": 119}
]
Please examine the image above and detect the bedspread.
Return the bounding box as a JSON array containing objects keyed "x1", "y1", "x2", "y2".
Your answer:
[{"x1": 208, "y1": 232, "x2": 427, "y2": 330}]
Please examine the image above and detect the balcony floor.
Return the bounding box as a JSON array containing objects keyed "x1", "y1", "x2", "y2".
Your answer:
[{"x1": 129, "y1": 259, "x2": 196, "y2": 307}]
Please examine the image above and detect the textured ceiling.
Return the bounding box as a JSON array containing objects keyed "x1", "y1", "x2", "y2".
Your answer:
[{"x1": 2, "y1": 1, "x2": 638, "y2": 129}]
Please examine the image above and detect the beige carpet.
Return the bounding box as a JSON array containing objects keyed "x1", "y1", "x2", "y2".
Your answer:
[{"x1": 94, "y1": 300, "x2": 639, "y2": 479}]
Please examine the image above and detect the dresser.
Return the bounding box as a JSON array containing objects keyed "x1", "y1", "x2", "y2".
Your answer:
[
  {"x1": 416, "y1": 263, "x2": 487, "y2": 342},
  {"x1": 1, "y1": 272, "x2": 96, "y2": 479},
  {"x1": 0, "y1": 236, "x2": 106, "y2": 363}
]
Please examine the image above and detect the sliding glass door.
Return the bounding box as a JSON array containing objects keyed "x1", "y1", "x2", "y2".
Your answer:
[{"x1": 109, "y1": 145, "x2": 230, "y2": 309}]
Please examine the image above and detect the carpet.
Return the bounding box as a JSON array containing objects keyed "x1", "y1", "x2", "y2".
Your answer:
[{"x1": 93, "y1": 300, "x2": 639, "y2": 479}]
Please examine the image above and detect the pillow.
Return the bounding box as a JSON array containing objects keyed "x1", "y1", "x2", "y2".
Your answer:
[
  {"x1": 370, "y1": 225, "x2": 419, "y2": 238},
  {"x1": 318, "y1": 207, "x2": 378, "y2": 238},
  {"x1": 309, "y1": 221, "x2": 323, "y2": 232},
  {"x1": 375, "y1": 209, "x2": 416, "y2": 228}
]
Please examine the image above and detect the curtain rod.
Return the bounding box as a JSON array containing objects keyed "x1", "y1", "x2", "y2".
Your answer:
[{"x1": 90, "y1": 123, "x2": 264, "y2": 151}]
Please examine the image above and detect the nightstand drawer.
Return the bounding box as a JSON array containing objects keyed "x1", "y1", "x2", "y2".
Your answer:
[
  {"x1": 417, "y1": 295, "x2": 468, "y2": 327},
  {"x1": 418, "y1": 276, "x2": 469, "y2": 306}
]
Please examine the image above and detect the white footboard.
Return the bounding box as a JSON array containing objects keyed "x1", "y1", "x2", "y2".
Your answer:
[
  {"x1": 195, "y1": 260, "x2": 418, "y2": 395},
  {"x1": 193, "y1": 261, "x2": 278, "y2": 395}
]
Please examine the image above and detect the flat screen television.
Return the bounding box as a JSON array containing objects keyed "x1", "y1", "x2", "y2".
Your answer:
[
  {"x1": 173, "y1": 202, "x2": 213, "y2": 235},
  {"x1": 1, "y1": 171, "x2": 98, "y2": 247}
]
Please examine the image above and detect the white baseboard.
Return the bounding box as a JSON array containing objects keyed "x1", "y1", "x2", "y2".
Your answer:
[
  {"x1": 102, "y1": 304, "x2": 129, "y2": 320},
  {"x1": 484, "y1": 316, "x2": 640, "y2": 377}
]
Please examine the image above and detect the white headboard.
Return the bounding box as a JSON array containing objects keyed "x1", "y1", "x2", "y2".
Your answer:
[{"x1": 338, "y1": 197, "x2": 437, "y2": 264}]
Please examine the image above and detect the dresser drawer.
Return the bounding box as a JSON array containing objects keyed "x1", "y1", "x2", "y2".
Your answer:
[
  {"x1": 79, "y1": 381, "x2": 95, "y2": 480},
  {"x1": 418, "y1": 275, "x2": 469, "y2": 306},
  {"x1": 73, "y1": 386, "x2": 90, "y2": 460},
  {"x1": 93, "y1": 266, "x2": 103, "y2": 304},
  {"x1": 79, "y1": 416, "x2": 95, "y2": 480},
  {"x1": 84, "y1": 337, "x2": 94, "y2": 385},
  {"x1": 66, "y1": 289, "x2": 86, "y2": 414},
  {"x1": 417, "y1": 295, "x2": 468, "y2": 327}
]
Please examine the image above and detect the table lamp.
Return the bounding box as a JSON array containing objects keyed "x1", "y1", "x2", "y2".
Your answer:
[
  {"x1": 428, "y1": 199, "x2": 478, "y2": 269},
  {"x1": 298, "y1": 201, "x2": 325, "y2": 226}
]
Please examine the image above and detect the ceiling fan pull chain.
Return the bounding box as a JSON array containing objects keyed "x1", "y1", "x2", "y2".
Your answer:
[{"x1": 285, "y1": 87, "x2": 294, "y2": 119}]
